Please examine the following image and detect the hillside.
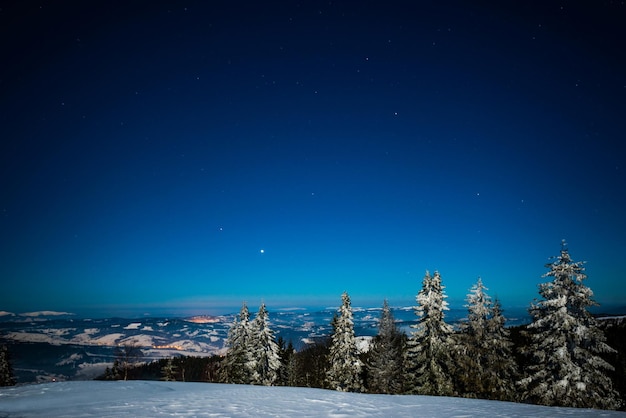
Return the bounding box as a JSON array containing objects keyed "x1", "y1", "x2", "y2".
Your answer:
[{"x1": 1, "y1": 380, "x2": 625, "y2": 417}]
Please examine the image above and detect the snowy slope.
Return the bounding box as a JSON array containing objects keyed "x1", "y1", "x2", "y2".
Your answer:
[{"x1": 1, "y1": 381, "x2": 624, "y2": 417}]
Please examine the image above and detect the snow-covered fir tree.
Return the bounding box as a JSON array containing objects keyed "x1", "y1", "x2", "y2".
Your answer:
[
  {"x1": 465, "y1": 277, "x2": 491, "y2": 332},
  {"x1": 456, "y1": 277, "x2": 492, "y2": 397},
  {"x1": 0, "y1": 344, "x2": 16, "y2": 386},
  {"x1": 248, "y1": 303, "x2": 282, "y2": 386},
  {"x1": 519, "y1": 241, "x2": 621, "y2": 410},
  {"x1": 221, "y1": 302, "x2": 254, "y2": 384},
  {"x1": 366, "y1": 299, "x2": 405, "y2": 394},
  {"x1": 326, "y1": 291, "x2": 363, "y2": 392},
  {"x1": 457, "y1": 278, "x2": 517, "y2": 400},
  {"x1": 404, "y1": 270, "x2": 456, "y2": 396}
]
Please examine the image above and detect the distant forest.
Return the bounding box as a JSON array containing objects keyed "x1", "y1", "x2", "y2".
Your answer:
[{"x1": 89, "y1": 243, "x2": 625, "y2": 410}]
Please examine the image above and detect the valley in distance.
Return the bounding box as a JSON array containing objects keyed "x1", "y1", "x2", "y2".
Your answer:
[
  {"x1": 0, "y1": 303, "x2": 533, "y2": 383},
  {"x1": 1, "y1": 302, "x2": 624, "y2": 384}
]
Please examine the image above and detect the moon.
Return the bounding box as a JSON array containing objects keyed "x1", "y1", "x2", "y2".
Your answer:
[{"x1": 260, "y1": 249, "x2": 265, "y2": 254}]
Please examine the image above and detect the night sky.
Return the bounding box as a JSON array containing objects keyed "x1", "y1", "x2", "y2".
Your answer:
[{"x1": 2, "y1": 1, "x2": 625, "y2": 316}]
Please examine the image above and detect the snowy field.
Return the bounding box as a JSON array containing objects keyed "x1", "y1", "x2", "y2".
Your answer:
[{"x1": 0, "y1": 381, "x2": 624, "y2": 417}]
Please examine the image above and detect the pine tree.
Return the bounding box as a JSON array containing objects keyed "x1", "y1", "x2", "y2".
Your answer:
[
  {"x1": 248, "y1": 303, "x2": 282, "y2": 386},
  {"x1": 456, "y1": 278, "x2": 517, "y2": 400},
  {"x1": 519, "y1": 241, "x2": 621, "y2": 410},
  {"x1": 161, "y1": 357, "x2": 177, "y2": 381},
  {"x1": 326, "y1": 291, "x2": 363, "y2": 392},
  {"x1": 456, "y1": 277, "x2": 492, "y2": 397},
  {"x1": 221, "y1": 302, "x2": 253, "y2": 384},
  {"x1": 366, "y1": 299, "x2": 405, "y2": 394},
  {"x1": 404, "y1": 270, "x2": 456, "y2": 396},
  {"x1": 484, "y1": 298, "x2": 518, "y2": 401},
  {"x1": 0, "y1": 344, "x2": 16, "y2": 386},
  {"x1": 276, "y1": 337, "x2": 295, "y2": 386},
  {"x1": 286, "y1": 342, "x2": 299, "y2": 387},
  {"x1": 101, "y1": 359, "x2": 122, "y2": 380}
]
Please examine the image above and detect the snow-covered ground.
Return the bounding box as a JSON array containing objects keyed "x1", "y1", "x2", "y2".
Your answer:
[{"x1": 0, "y1": 381, "x2": 624, "y2": 417}]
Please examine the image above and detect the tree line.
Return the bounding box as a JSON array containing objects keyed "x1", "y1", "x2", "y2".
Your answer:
[{"x1": 92, "y1": 241, "x2": 624, "y2": 410}]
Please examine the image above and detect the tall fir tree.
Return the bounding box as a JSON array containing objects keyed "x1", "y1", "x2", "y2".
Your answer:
[
  {"x1": 285, "y1": 341, "x2": 299, "y2": 387},
  {"x1": 519, "y1": 241, "x2": 621, "y2": 410},
  {"x1": 456, "y1": 277, "x2": 492, "y2": 397},
  {"x1": 404, "y1": 270, "x2": 456, "y2": 396},
  {"x1": 326, "y1": 291, "x2": 363, "y2": 392},
  {"x1": 221, "y1": 302, "x2": 254, "y2": 384},
  {"x1": 248, "y1": 303, "x2": 282, "y2": 386},
  {"x1": 366, "y1": 299, "x2": 405, "y2": 394},
  {"x1": 0, "y1": 344, "x2": 16, "y2": 386},
  {"x1": 457, "y1": 278, "x2": 518, "y2": 400},
  {"x1": 276, "y1": 337, "x2": 295, "y2": 386},
  {"x1": 484, "y1": 298, "x2": 519, "y2": 401}
]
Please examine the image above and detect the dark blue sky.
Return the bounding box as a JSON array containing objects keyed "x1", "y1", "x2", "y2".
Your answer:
[{"x1": 1, "y1": 1, "x2": 625, "y2": 316}]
